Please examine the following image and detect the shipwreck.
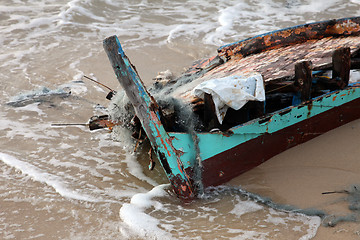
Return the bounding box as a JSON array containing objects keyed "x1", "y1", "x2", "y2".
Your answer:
[{"x1": 100, "y1": 17, "x2": 360, "y2": 200}]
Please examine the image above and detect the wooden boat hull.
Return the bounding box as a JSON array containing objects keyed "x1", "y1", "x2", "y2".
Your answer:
[
  {"x1": 104, "y1": 17, "x2": 360, "y2": 200},
  {"x1": 170, "y1": 83, "x2": 360, "y2": 188}
]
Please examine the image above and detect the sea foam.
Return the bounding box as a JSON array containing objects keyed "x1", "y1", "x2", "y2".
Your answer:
[
  {"x1": 0, "y1": 152, "x2": 101, "y2": 202},
  {"x1": 119, "y1": 184, "x2": 174, "y2": 240}
]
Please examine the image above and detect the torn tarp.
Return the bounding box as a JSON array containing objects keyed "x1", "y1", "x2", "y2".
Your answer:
[{"x1": 193, "y1": 73, "x2": 265, "y2": 124}]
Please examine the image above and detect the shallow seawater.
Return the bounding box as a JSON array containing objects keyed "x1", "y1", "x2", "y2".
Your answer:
[{"x1": 1, "y1": 0, "x2": 360, "y2": 239}]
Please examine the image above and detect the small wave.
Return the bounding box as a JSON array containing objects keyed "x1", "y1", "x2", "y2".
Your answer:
[
  {"x1": 0, "y1": 152, "x2": 102, "y2": 202},
  {"x1": 119, "y1": 184, "x2": 321, "y2": 240},
  {"x1": 119, "y1": 184, "x2": 174, "y2": 240}
]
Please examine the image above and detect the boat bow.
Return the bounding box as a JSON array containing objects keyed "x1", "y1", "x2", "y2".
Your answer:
[{"x1": 103, "y1": 36, "x2": 195, "y2": 199}]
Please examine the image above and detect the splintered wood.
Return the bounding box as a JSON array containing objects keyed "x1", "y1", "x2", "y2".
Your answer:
[{"x1": 200, "y1": 36, "x2": 360, "y2": 82}]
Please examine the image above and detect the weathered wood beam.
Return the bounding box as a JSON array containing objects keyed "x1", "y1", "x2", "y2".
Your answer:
[
  {"x1": 294, "y1": 61, "x2": 312, "y2": 102},
  {"x1": 103, "y1": 35, "x2": 195, "y2": 199},
  {"x1": 218, "y1": 17, "x2": 360, "y2": 61},
  {"x1": 332, "y1": 47, "x2": 351, "y2": 89},
  {"x1": 263, "y1": 53, "x2": 360, "y2": 85}
]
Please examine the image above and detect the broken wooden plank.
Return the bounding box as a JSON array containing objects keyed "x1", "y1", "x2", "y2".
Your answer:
[
  {"x1": 103, "y1": 35, "x2": 195, "y2": 199},
  {"x1": 197, "y1": 36, "x2": 360, "y2": 86},
  {"x1": 218, "y1": 17, "x2": 360, "y2": 61}
]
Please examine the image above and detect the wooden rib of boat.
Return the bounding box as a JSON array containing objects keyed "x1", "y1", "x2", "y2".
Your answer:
[{"x1": 103, "y1": 17, "x2": 360, "y2": 200}]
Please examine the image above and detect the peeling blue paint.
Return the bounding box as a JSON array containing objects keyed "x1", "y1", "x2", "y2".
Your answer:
[{"x1": 104, "y1": 36, "x2": 194, "y2": 199}]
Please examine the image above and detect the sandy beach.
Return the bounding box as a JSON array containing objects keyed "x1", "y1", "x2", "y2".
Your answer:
[{"x1": 230, "y1": 118, "x2": 360, "y2": 239}]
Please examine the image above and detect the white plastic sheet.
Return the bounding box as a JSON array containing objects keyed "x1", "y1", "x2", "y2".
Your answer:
[{"x1": 193, "y1": 74, "x2": 265, "y2": 124}]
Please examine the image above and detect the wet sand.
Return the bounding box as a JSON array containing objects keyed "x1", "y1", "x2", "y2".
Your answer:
[{"x1": 229, "y1": 118, "x2": 360, "y2": 239}]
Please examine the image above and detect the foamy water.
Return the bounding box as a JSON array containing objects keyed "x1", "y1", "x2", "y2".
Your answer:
[{"x1": 1, "y1": 0, "x2": 360, "y2": 239}]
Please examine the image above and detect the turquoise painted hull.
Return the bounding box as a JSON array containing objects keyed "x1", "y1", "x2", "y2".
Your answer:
[{"x1": 169, "y1": 82, "x2": 360, "y2": 187}]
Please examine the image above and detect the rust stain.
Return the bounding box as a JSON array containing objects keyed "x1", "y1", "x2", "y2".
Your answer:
[
  {"x1": 294, "y1": 27, "x2": 307, "y2": 35},
  {"x1": 176, "y1": 162, "x2": 184, "y2": 175},
  {"x1": 326, "y1": 20, "x2": 360, "y2": 35},
  {"x1": 264, "y1": 35, "x2": 272, "y2": 46},
  {"x1": 195, "y1": 34, "x2": 360, "y2": 86},
  {"x1": 150, "y1": 111, "x2": 172, "y2": 157},
  {"x1": 171, "y1": 174, "x2": 194, "y2": 199},
  {"x1": 307, "y1": 102, "x2": 313, "y2": 118},
  {"x1": 277, "y1": 29, "x2": 292, "y2": 38},
  {"x1": 220, "y1": 130, "x2": 234, "y2": 137},
  {"x1": 217, "y1": 17, "x2": 360, "y2": 64},
  {"x1": 166, "y1": 137, "x2": 185, "y2": 157}
]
